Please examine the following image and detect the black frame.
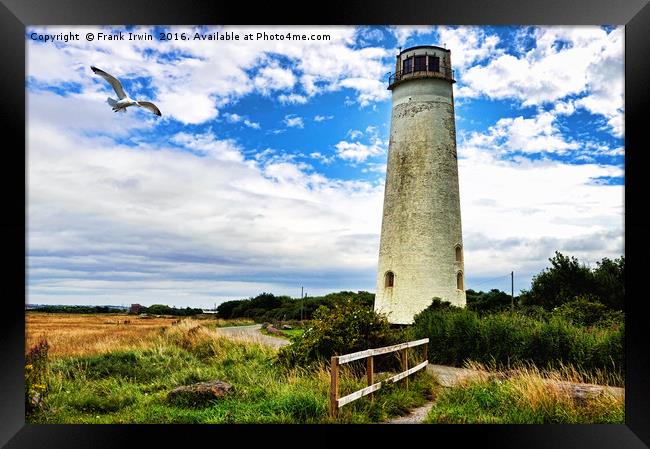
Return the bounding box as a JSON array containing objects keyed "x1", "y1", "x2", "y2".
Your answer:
[{"x1": 2, "y1": 0, "x2": 649, "y2": 447}]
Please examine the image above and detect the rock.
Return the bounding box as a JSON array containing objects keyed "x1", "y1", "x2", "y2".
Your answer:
[
  {"x1": 281, "y1": 324, "x2": 293, "y2": 330},
  {"x1": 167, "y1": 381, "x2": 233, "y2": 407},
  {"x1": 265, "y1": 325, "x2": 284, "y2": 336}
]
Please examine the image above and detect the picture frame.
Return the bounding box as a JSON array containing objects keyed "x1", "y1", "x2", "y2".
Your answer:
[{"x1": 2, "y1": 0, "x2": 648, "y2": 446}]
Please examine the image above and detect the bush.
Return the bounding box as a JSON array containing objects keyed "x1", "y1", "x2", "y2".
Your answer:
[
  {"x1": 466, "y1": 289, "x2": 513, "y2": 314},
  {"x1": 276, "y1": 299, "x2": 402, "y2": 367},
  {"x1": 552, "y1": 297, "x2": 613, "y2": 327},
  {"x1": 216, "y1": 290, "x2": 375, "y2": 322},
  {"x1": 410, "y1": 307, "x2": 623, "y2": 380},
  {"x1": 521, "y1": 252, "x2": 624, "y2": 311},
  {"x1": 25, "y1": 337, "x2": 50, "y2": 414}
]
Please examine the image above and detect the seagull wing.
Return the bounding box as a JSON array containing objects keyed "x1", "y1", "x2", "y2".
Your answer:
[
  {"x1": 137, "y1": 101, "x2": 162, "y2": 116},
  {"x1": 91, "y1": 66, "x2": 127, "y2": 99}
]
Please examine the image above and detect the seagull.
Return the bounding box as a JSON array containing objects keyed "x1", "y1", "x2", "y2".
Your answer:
[{"x1": 90, "y1": 66, "x2": 162, "y2": 116}]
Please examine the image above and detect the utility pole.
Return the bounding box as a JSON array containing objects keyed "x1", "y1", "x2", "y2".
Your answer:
[
  {"x1": 511, "y1": 271, "x2": 514, "y2": 310},
  {"x1": 301, "y1": 286, "x2": 304, "y2": 322}
]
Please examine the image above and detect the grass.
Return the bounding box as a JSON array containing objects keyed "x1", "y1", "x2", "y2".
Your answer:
[
  {"x1": 280, "y1": 328, "x2": 304, "y2": 339},
  {"x1": 424, "y1": 362, "x2": 624, "y2": 424},
  {"x1": 26, "y1": 313, "x2": 255, "y2": 358},
  {"x1": 260, "y1": 327, "x2": 305, "y2": 340},
  {"x1": 27, "y1": 317, "x2": 435, "y2": 424}
]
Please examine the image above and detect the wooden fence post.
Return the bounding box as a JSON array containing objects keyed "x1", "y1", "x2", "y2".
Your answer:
[
  {"x1": 424, "y1": 342, "x2": 429, "y2": 363},
  {"x1": 367, "y1": 355, "x2": 374, "y2": 402},
  {"x1": 330, "y1": 356, "x2": 340, "y2": 418},
  {"x1": 401, "y1": 349, "x2": 409, "y2": 388}
]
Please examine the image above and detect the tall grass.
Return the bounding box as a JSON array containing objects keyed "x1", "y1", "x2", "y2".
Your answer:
[
  {"x1": 410, "y1": 309, "x2": 623, "y2": 384},
  {"x1": 425, "y1": 363, "x2": 624, "y2": 424},
  {"x1": 28, "y1": 319, "x2": 435, "y2": 424}
]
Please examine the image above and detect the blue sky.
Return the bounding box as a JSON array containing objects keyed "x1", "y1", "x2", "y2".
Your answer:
[{"x1": 26, "y1": 25, "x2": 624, "y2": 307}]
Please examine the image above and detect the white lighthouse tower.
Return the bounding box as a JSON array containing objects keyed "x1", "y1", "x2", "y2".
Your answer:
[{"x1": 374, "y1": 45, "x2": 466, "y2": 325}]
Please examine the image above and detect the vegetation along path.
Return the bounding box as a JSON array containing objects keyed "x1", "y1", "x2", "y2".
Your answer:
[
  {"x1": 386, "y1": 364, "x2": 624, "y2": 424},
  {"x1": 215, "y1": 324, "x2": 289, "y2": 349}
]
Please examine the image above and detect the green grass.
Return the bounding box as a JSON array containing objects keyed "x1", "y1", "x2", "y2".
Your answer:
[
  {"x1": 280, "y1": 328, "x2": 304, "y2": 339},
  {"x1": 261, "y1": 328, "x2": 305, "y2": 340},
  {"x1": 28, "y1": 322, "x2": 434, "y2": 424},
  {"x1": 424, "y1": 372, "x2": 624, "y2": 424},
  {"x1": 202, "y1": 318, "x2": 256, "y2": 328}
]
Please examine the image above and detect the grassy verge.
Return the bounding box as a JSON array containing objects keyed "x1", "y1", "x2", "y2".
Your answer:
[
  {"x1": 260, "y1": 327, "x2": 304, "y2": 340},
  {"x1": 425, "y1": 364, "x2": 624, "y2": 424},
  {"x1": 28, "y1": 320, "x2": 434, "y2": 424}
]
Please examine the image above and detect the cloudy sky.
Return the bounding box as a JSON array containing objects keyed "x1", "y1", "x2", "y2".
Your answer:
[{"x1": 26, "y1": 25, "x2": 624, "y2": 308}]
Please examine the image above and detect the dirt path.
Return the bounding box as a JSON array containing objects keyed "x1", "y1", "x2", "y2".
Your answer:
[
  {"x1": 214, "y1": 324, "x2": 289, "y2": 349},
  {"x1": 386, "y1": 401, "x2": 435, "y2": 424}
]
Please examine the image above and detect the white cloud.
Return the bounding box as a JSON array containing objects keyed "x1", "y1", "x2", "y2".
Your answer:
[
  {"x1": 435, "y1": 26, "x2": 503, "y2": 70},
  {"x1": 225, "y1": 113, "x2": 243, "y2": 123},
  {"x1": 389, "y1": 26, "x2": 435, "y2": 47},
  {"x1": 309, "y1": 152, "x2": 335, "y2": 165},
  {"x1": 458, "y1": 26, "x2": 623, "y2": 137},
  {"x1": 335, "y1": 140, "x2": 384, "y2": 163},
  {"x1": 362, "y1": 163, "x2": 387, "y2": 174},
  {"x1": 224, "y1": 112, "x2": 260, "y2": 129},
  {"x1": 457, "y1": 121, "x2": 623, "y2": 281},
  {"x1": 314, "y1": 115, "x2": 333, "y2": 122},
  {"x1": 244, "y1": 119, "x2": 261, "y2": 129},
  {"x1": 27, "y1": 25, "x2": 395, "y2": 126},
  {"x1": 278, "y1": 93, "x2": 308, "y2": 105},
  {"x1": 468, "y1": 111, "x2": 580, "y2": 154},
  {"x1": 27, "y1": 116, "x2": 385, "y2": 305},
  {"x1": 348, "y1": 129, "x2": 363, "y2": 139},
  {"x1": 283, "y1": 114, "x2": 304, "y2": 128},
  {"x1": 253, "y1": 64, "x2": 297, "y2": 94},
  {"x1": 171, "y1": 130, "x2": 244, "y2": 162}
]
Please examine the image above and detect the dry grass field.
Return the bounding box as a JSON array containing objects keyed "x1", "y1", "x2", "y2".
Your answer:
[
  {"x1": 26, "y1": 313, "x2": 180, "y2": 357},
  {"x1": 26, "y1": 313, "x2": 258, "y2": 358}
]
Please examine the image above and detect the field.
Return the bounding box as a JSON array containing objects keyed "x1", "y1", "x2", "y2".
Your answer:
[
  {"x1": 25, "y1": 312, "x2": 623, "y2": 424},
  {"x1": 26, "y1": 313, "x2": 254, "y2": 358},
  {"x1": 26, "y1": 313, "x2": 433, "y2": 424}
]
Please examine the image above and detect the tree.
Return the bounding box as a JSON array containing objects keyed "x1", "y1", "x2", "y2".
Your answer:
[
  {"x1": 521, "y1": 252, "x2": 624, "y2": 311},
  {"x1": 592, "y1": 256, "x2": 624, "y2": 310},
  {"x1": 466, "y1": 289, "x2": 513, "y2": 314},
  {"x1": 522, "y1": 252, "x2": 594, "y2": 310}
]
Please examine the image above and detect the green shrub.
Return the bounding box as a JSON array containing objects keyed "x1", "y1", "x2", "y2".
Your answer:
[
  {"x1": 553, "y1": 297, "x2": 624, "y2": 328},
  {"x1": 276, "y1": 299, "x2": 402, "y2": 367},
  {"x1": 411, "y1": 307, "x2": 623, "y2": 380}
]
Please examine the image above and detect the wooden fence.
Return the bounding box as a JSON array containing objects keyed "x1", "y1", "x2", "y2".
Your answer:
[{"x1": 329, "y1": 338, "x2": 429, "y2": 417}]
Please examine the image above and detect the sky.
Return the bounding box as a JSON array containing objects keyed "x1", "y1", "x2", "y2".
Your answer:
[{"x1": 26, "y1": 25, "x2": 624, "y2": 308}]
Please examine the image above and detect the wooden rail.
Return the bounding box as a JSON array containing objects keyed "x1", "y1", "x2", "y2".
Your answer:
[{"x1": 329, "y1": 338, "x2": 429, "y2": 418}]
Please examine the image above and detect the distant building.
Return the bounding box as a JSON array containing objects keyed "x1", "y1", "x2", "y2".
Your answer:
[{"x1": 129, "y1": 303, "x2": 143, "y2": 315}]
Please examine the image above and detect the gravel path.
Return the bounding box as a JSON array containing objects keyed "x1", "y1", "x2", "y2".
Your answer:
[
  {"x1": 385, "y1": 401, "x2": 435, "y2": 424},
  {"x1": 214, "y1": 324, "x2": 289, "y2": 349}
]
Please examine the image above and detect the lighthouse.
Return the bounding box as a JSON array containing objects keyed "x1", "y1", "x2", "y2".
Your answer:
[{"x1": 374, "y1": 45, "x2": 466, "y2": 325}]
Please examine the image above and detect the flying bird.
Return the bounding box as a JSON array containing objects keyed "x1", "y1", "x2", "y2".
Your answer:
[{"x1": 90, "y1": 66, "x2": 162, "y2": 116}]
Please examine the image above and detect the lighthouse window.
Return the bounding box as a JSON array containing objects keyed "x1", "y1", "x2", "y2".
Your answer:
[
  {"x1": 403, "y1": 57, "x2": 413, "y2": 74},
  {"x1": 455, "y1": 245, "x2": 463, "y2": 262},
  {"x1": 428, "y1": 55, "x2": 440, "y2": 72},
  {"x1": 414, "y1": 55, "x2": 427, "y2": 72},
  {"x1": 457, "y1": 271, "x2": 464, "y2": 290},
  {"x1": 385, "y1": 271, "x2": 395, "y2": 288}
]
